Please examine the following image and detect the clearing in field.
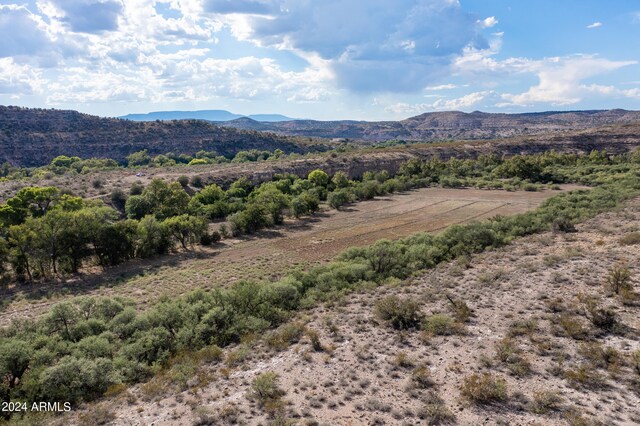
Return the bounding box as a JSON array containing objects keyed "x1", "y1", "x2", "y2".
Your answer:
[{"x1": 0, "y1": 186, "x2": 582, "y2": 324}]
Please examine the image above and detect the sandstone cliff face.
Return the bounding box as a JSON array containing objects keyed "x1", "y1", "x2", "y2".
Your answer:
[{"x1": 0, "y1": 106, "x2": 325, "y2": 166}]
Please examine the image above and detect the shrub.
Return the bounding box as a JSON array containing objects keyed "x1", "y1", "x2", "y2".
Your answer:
[
  {"x1": 446, "y1": 296, "x2": 471, "y2": 323},
  {"x1": 266, "y1": 322, "x2": 305, "y2": 351},
  {"x1": 374, "y1": 296, "x2": 422, "y2": 330},
  {"x1": 605, "y1": 263, "x2": 632, "y2": 294},
  {"x1": 328, "y1": 189, "x2": 352, "y2": 210},
  {"x1": 177, "y1": 175, "x2": 189, "y2": 187},
  {"x1": 410, "y1": 365, "x2": 434, "y2": 389},
  {"x1": 110, "y1": 189, "x2": 127, "y2": 211},
  {"x1": 460, "y1": 373, "x2": 508, "y2": 404},
  {"x1": 551, "y1": 217, "x2": 576, "y2": 233},
  {"x1": 619, "y1": 232, "x2": 640, "y2": 246},
  {"x1": 422, "y1": 314, "x2": 461, "y2": 336},
  {"x1": 306, "y1": 329, "x2": 323, "y2": 351},
  {"x1": 529, "y1": 390, "x2": 563, "y2": 414},
  {"x1": 190, "y1": 175, "x2": 204, "y2": 188},
  {"x1": 248, "y1": 372, "x2": 283, "y2": 406},
  {"x1": 564, "y1": 364, "x2": 605, "y2": 389},
  {"x1": 417, "y1": 392, "x2": 455, "y2": 425}
]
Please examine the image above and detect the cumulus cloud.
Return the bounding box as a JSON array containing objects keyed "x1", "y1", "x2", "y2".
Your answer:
[
  {"x1": 0, "y1": 5, "x2": 54, "y2": 59},
  {"x1": 385, "y1": 90, "x2": 493, "y2": 115},
  {"x1": 499, "y1": 56, "x2": 636, "y2": 106},
  {"x1": 210, "y1": 0, "x2": 490, "y2": 92},
  {"x1": 0, "y1": 58, "x2": 43, "y2": 94},
  {"x1": 586, "y1": 22, "x2": 603, "y2": 29}
]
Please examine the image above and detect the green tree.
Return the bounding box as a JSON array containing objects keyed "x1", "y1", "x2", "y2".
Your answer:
[
  {"x1": 308, "y1": 170, "x2": 329, "y2": 187},
  {"x1": 162, "y1": 215, "x2": 207, "y2": 250},
  {"x1": 331, "y1": 171, "x2": 350, "y2": 188},
  {"x1": 328, "y1": 189, "x2": 352, "y2": 210},
  {"x1": 127, "y1": 150, "x2": 151, "y2": 167},
  {"x1": 136, "y1": 215, "x2": 172, "y2": 257},
  {"x1": 0, "y1": 339, "x2": 32, "y2": 390}
]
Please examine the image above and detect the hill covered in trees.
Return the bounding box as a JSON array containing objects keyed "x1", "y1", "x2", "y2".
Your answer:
[{"x1": 0, "y1": 106, "x2": 325, "y2": 167}]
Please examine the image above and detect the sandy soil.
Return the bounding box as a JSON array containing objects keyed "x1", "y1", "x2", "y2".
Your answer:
[
  {"x1": 0, "y1": 186, "x2": 578, "y2": 326},
  {"x1": 68, "y1": 196, "x2": 640, "y2": 426}
]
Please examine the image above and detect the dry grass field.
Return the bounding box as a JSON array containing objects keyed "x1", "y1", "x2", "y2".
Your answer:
[
  {"x1": 65, "y1": 196, "x2": 640, "y2": 426},
  {"x1": 0, "y1": 186, "x2": 580, "y2": 326}
]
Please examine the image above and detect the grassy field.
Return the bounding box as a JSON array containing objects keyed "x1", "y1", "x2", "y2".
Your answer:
[{"x1": 0, "y1": 185, "x2": 582, "y2": 325}]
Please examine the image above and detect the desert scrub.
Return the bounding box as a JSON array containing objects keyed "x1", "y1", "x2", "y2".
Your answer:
[
  {"x1": 555, "y1": 314, "x2": 591, "y2": 340},
  {"x1": 305, "y1": 328, "x2": 324, "y2": 352},
  {"x1": 417, "y1": 391, "x2": 455, "y2": 425},
  {"x1": 494, "y1": 338, "x2": 532, "y2": 377},
  {"x1": 507, "y1": 318, "x2": 538, "y2": 337},
  {"x1": 410, "y1": 365, "x2": 435, "y2": 389},
  {"x1": 446, "y1": 295, "x2": 472, "y2": 323},
  {"x1": 564, "y1": 364, "x2": 606, "y2": 390},
  {"x1": 422, "y1": 314, "x2": 463, "y2": 336},
  {"x1": 460, "y1": 373, "x2": 508, "y2": 404},
  {"x1": 247, "y1": 372, "x2": 284, "y2": 406},
  {"x1": 605, "y1": 263, "x2": 632, "y2": 295},
  {"x1": 374, "y1": 295, "x2": 422, "y2": 329},
  {"x1": 266, "y1": 322, "x2": 305, "y2": 351},
  {"x1": 529, "y1": 390, "x2": 563, "y2": 414},
  {"x1": 619, "y1": 232, "x2": 640, "y2": 246}
]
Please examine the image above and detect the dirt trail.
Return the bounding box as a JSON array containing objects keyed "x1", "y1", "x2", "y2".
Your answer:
[{"x1": 0, "y1": 186, "x2": 582, "y2": 325}]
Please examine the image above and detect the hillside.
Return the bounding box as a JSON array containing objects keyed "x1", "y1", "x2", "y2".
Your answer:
[
  {"x1": 73, "y1": 198, "x2": 640, "y2": 425},
  {"x1": 216, "y1": 109, "x2": 640, "y2": 141},
  {"x1": 121, "y1": 110, "x2": 295, "y2": 122},
  {"x1": 0, "y1": 106, "x2": 322, "y2": 167},
  {"x1": 1, "y1": 120, "x2": 639, "y2": 201}
]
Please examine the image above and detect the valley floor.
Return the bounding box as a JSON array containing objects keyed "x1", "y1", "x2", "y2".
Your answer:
[{"x1": 0, "y1": 186, "x2": 579, "y2": 326}]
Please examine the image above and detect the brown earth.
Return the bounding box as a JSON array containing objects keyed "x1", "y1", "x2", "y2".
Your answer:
[
  {"x1": 65, "y1": 196, "x2": 640, "y2": 426},
  {"x1": 0, "y1": 186, "x2": 581, "y2": 326}
]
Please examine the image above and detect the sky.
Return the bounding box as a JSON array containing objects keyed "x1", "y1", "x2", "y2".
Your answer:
[{"x1": 1, "y1": 0, "x2": 640, "y2": 120}]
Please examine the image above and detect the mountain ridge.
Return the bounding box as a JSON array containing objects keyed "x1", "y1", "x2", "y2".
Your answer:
[
  {"x1": 120, "y1": 110, "x2": 296, "y2": 122},
  {"x1": 0, "y1": 106, "x2": 323, "y2": 167},
  {"x1": 215, "y1": 109, "x2": 640, "y2": 141}
]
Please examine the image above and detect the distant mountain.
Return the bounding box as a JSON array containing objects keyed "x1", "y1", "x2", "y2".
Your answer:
[
  {"x1": 120, "y1": 110, "x2": 296, "y2": 122},
  {"x1": 216, "y1": 109, "x2": 640, "y2": 142},
  {"x1": 0, "y1": 106, "x2": 323, "y2": 167}
]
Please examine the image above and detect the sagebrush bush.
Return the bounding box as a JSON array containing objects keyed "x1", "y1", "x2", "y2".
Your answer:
[
  {"x1": 422, "y1": 314, "x2": 461, "y2": 336},
  {"x1": 460, "y1": 373, "x2": 508, "y2": 404},
  {"x1": 374, "y1": 296, "x2": 422, "y2": 330},
  {"x1": 248, "y1": 372, "x2": 283, "y2": 406}
]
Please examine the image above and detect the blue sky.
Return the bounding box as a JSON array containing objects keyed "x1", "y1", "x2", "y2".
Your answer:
[{"x1": 1, "y1": 0, "x2": 639, "y2": 120}]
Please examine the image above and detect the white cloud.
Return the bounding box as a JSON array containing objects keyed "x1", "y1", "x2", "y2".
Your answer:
[
  {"x1": 498, "y1": 56, "x2": 636, "y2": 106},
  {"x1": 0, "y1": 58, "x2": 44, "y2": 94},
  {"x1": 384, "y1": 91, "x2": 492, "y2": 115},
  {"x1": 479, "y1": 16, "x2": 498, "y2": 28},
  {"x1": 425, "y1": 84, "x2": 458, "y2": 90},
  {"x1": 210, "y1": 0, "x2": 489, "y2": 92},
  {"x1": 586, "y1": 22, "x2": 603, "y2": 29}
]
